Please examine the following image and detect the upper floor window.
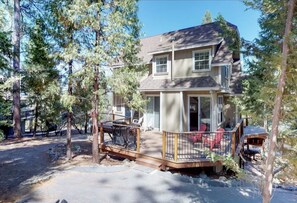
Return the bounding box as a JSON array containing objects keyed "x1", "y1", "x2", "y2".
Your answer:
[
  {"x1": 221, "y1": 65, "x2": 230, "y2": 88},
  {"x1": 155, "y1": 55, "x2": 168, "y2": 73},
  {"x1": 193, "y1": 49, "x2": 211, "y2": 71}
]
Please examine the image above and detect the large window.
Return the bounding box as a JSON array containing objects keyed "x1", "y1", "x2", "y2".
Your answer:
[
  {"x1": 193, "y1": 50, "x2": 211, "y2": 71},
  {"x1": 155, "y1": 55, "x2": 168, "y2": 73}
]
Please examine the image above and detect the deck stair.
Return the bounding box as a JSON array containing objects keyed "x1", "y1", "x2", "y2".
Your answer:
[{"x1": 135, "y1": 157, "x2": 163, "y2": 170}]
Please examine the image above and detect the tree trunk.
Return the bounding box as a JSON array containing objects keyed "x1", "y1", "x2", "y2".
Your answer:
[
  {"x1": 66, "y1": 60, "x2": 73, "y2": 161},
  {"x1": 12, "y1": 0, "x2": 21, "y2": 138},
  {"x1": 33, "y1": 101, "x2": 38, "y2": 137},
  {"x1": 92, "y1": 30, "x2": 100, "y2": 163},
  {"x1": 262, "y1": 0, "x2": 295, "y2": 202}
]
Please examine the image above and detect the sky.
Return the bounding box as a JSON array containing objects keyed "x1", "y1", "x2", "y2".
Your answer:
[{"x1": 138, "y1": 0, "x2": 261, "y2": 42}]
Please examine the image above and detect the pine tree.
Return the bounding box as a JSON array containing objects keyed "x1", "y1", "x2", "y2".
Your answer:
[
  {"x1": 202, "y1": 10, "x2": 212, "y2": 24},
  {"x1": 22, "y1": 18, "x2": 60, "y2": 137},
  {"x1": 12, "y1": 0, "x2": 21, "y2": 138},
  {"x1": 242, "y1": 0, "x2": 297, "y2": 202}
]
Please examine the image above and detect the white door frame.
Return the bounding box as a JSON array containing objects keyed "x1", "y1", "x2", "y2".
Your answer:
[
  {"x1": 187, "y1": 95, "x2": 212, "y2": 131},
  {"x1": 145, "y1": 95, "x2": 161, "y2": 130}
]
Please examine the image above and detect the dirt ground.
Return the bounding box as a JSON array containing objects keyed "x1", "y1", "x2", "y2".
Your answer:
[{"x1": 0, "y1": 134, "x2": 122, "y2": 203}]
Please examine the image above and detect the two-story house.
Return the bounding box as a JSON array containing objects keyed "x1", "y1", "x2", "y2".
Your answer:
[{"x1": 114, "y1": 21, "x2": 243, "y2": 133}]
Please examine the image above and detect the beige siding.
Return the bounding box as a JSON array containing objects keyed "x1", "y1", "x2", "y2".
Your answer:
[
  {"x1": 161, "y1": 92, "x2": 180, "y2": 132},
  {"x1": 172, "y1": 47, "x2": 219, "y2": 82}
]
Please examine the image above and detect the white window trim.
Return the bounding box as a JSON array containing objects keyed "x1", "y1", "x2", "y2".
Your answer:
[
  {"x1": 187, "y1": 94, "x2": 212, "y2": 131},
  {"x1": 217, "y1": 96, "x2": 224, "y2": 124},
  {"x1": 192, "y1": 49, "x2": 212, "y2": 72},
  {"x1": 153, "y1": 54, "x2": 170, "y2": 75}
]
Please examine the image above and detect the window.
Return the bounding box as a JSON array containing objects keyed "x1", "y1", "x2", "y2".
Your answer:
[
  {"x1": 221, "y1": 65, "x2": 230, "y2": 88},
  {"x1": 155, "y1": 56, "x2": 168, "y2": 73},
  {"x1": 217, "y1": 96, "x2": 224, "y2": 123},
  {"x1": 114, "y1": 95, "x2": 122, "y2": 112},
  {"x1": 193, "y1": 50, "x2": 211, "y2": 71}
]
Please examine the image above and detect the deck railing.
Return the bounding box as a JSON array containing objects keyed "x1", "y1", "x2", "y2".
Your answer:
[
  {"x1": 162, "y1": 130, "x2": 233, "y2": 162},
  {"x1": 163, "y1": 119, "x2": 245, "y2": 162},
  {"x1": 231, "y1": 119, "x2": 244, "y2": 157},
  {"x1": 100, "y1": 122, "x2": 141, "y2": 152}
]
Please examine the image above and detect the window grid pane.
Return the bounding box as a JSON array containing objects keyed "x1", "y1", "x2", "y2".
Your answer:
[
  {"x1": 156, "y1": 56, "x2": 167, "y2": 73},
  {"x1": 194, "y1": 51, "x2": 210, "y2": 70}
]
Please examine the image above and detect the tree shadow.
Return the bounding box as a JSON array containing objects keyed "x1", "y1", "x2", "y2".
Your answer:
[{"x1": 0, "y1": 137, "x2": 92, "y2": 202}]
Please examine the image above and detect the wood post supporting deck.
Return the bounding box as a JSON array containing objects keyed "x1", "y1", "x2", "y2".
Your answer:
[
  {"x1": 162, "y1": 131, "x2": 166, "y2": 159},
  {"x1": 174, "y1": 133, "x2": 178, "y2": 161},
  {"x1": 136, "y1": 128, "x2": 140, "y2": 153},
  {"x1": 231, "y1": 131, "x2": 236, "y2": 158}
]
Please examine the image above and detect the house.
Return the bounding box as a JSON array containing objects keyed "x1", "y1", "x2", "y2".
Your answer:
[{"x1": 113, "y1": 21, "x2": 243, "y2": 133}]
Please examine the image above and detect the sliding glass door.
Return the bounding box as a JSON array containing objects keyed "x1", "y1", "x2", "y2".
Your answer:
[
  {"x1": 146, "y1": 96, "x2": 160, "y2": 129},
  {"x1": 189, "y1": 96, "x2": 211, "y2": 131}
]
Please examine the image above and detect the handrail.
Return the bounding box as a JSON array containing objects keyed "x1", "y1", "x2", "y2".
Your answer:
[{"x1": 162, "y1": 119, "x2": 245, "y2": 162}]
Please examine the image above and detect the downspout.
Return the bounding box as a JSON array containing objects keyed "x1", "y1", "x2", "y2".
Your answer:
[{"x1": 170, "y1": 37, "x2": 175, "y2": 81}]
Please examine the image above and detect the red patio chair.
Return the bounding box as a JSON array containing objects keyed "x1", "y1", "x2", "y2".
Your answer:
[
  {"x1": 190, "y1": 124, "x2": 207, "y2": 143},
  {"x1": 203, "y1": 128, "x2": 225, "y2": 150}
]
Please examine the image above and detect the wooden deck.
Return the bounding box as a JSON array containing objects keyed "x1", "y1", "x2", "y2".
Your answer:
[{"x1": 100, "y1": 128, "x2": 233, "y2": 170}]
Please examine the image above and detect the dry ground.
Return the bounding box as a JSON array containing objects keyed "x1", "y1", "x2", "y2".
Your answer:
[{"x1": 0, "y1": 135, "x2": 122, "y2": 203}]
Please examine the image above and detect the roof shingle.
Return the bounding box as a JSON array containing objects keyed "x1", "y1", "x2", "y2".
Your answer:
[{"x1": 139, "y1": 75, "x2": 220, "y2": 91}]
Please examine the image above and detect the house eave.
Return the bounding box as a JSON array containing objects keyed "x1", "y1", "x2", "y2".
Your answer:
[
  {"x1": 147, "y1": 39, "x2": 223, "y2": 55},
  {"x1": 139, "y1": 87, "x2": 221, "y2": 92}
]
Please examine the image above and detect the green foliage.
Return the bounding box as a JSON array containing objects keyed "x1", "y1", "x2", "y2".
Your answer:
[
  {"x1": 215, "y1": 14, "x2": 241, "y2": 53},
  {"x1": 206, "y1": 150, "x2": 245, "y2": 178},
  {"x1": 110, "y1": 66, "x2": 147, "y2": 112},
  {"x1": 22, "y1": 18, "x2": 61, "y2": 128},
  {"x1": 238, "y1": 0, "x2": 297, "y2": 131},
  {"x1": 47, "y1": 0, "x2": 144, "y2": 116},
  {"x1": 202, "y1": 10, "x2": 212, "y2": 24}
]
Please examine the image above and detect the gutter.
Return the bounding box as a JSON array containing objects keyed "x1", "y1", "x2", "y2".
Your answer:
[{"x1": 138, "y1": 86, "x2": 221, "y2": 92}]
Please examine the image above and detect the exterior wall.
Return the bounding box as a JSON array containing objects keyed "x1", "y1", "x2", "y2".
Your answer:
[
  {"x1": 161, "y1": 92, "x2": 180, "y2": 132},
  {"x1": 150, "y1": 46, "x2": 221, "y2": 83},
  {"x1": 173, "y1": 47, "x2": 220, "y2": 83}
]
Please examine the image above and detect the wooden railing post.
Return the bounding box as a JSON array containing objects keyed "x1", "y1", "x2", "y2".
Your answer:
[
  {"x1": 136, "y1": 128, "x2": 140, "y2": 153},
  {"x1": 174, "y1": 133, "x2": 178, "y2": 162},
  {"x1": 231, "y1": 131, "x2": 236, "y2": 158},
  {"x1": 112, "y1": 112, "x2": 115, "y2": 121},
  {"x1": 162, "y1": 131, "x2": 166, "y2": 159}
]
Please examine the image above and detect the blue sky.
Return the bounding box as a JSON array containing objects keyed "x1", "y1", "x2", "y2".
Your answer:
[{"x1": 138, "y1": 0, "x2": 261, "y2": 41}]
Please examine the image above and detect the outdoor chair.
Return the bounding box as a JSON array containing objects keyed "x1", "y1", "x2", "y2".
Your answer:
[
  {"x1": 132, "y1": 116, "x2": 144, "y2": 127},
  {"x1": 203, "y1": 128, "x2": 225, "y2": 150},
  {"x1": 189, "y1": 123, "x2": 207, "y2": 143}
]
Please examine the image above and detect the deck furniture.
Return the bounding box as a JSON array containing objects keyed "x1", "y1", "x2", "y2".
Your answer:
[
  {"x1": 189, "y1": 124, "x2": 207, "y2": 142},
  {"x1": 203, "y1": 128, "x2": 225, "y2": 150}
]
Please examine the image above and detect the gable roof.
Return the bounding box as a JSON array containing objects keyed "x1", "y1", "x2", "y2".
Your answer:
[
  {"x1": 138, "y1": 21, "x2": 238, "y2": 65},
  {"x1": 112, "y1": 22, "x2": 238, "y2": 67}
]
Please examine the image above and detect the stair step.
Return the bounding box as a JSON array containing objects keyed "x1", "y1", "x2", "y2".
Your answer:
[{"x1": 136, "y1": 158, "x2": 163, "y2": 170}]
